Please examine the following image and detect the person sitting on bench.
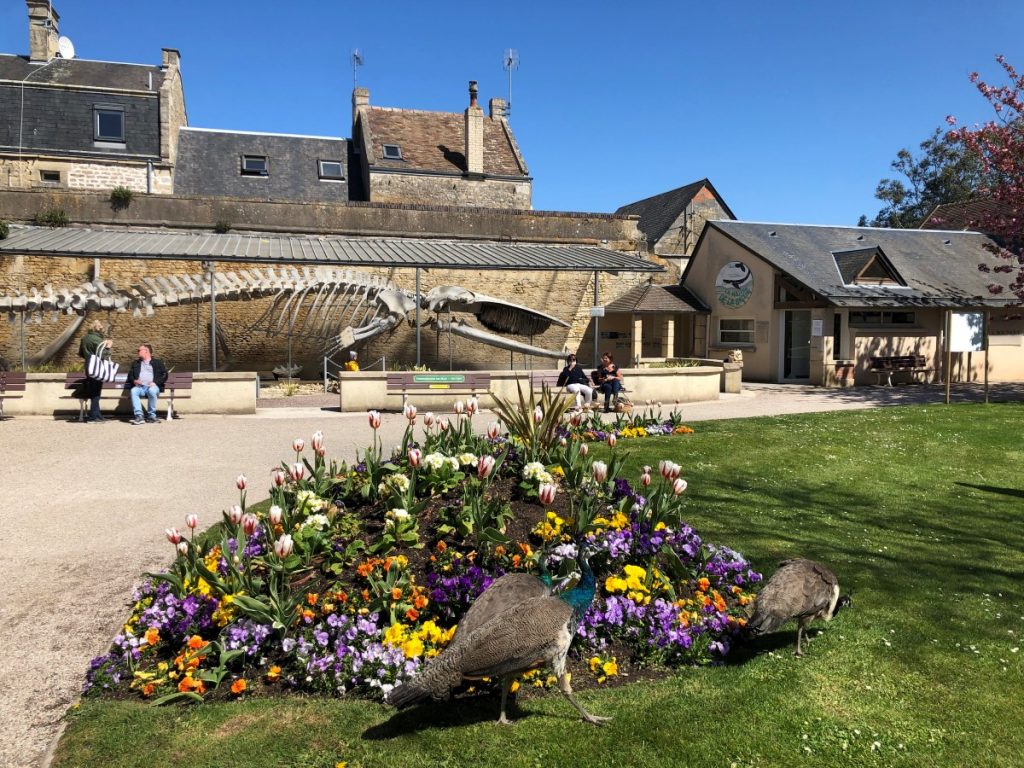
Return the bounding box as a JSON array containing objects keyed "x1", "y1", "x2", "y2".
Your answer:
[
  {"x1": 127, "y1": 343, "x2": 168, "y2": 425},
  {"x1": 557, "y1": 353, "x2": 594, "y2": 409},
  {"x1": 592, "y1": 351, "x2": 624, "y2": 413}
]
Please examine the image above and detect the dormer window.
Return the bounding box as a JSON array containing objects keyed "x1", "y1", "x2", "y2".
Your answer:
[
  {"x1": 318, "y1": 160, "x2": 345, "y2": 181},
  {"x1": 381, "y1": 144, "x2": 403, "y2": 160},
  {"x1": 241, "y1": 155, "x2": 268, "y2": 177},
  {"x1": 833, "y1": 247, "x2": 906, "y2": 286}
]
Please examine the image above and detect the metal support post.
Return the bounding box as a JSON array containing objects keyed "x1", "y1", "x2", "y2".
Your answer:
[{"x1": 415, "y1": 267, "x2": 422, "y2": 367}]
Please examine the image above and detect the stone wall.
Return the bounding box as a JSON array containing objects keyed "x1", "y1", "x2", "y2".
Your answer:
[
  {"x1": 0, "y1": 188, "x2": 637, "y2": 246},
  {"x1": 1, "y1": 157, "x2": 173, "y2": 194},
  {"x1": 368, "y1": 172, "x2": 531, "y2": 209}
]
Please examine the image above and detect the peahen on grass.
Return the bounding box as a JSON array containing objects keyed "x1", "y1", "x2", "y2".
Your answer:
[
  {"x1": 746, "y1": 558, "x2": 852, "y2": 656},
  {"x1": 385, "y1": 550, "x2": 609, "y2": 725}
]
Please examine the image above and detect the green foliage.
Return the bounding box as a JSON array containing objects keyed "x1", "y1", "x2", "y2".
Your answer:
[
  {"x1": 34, "y1": 208, "x2": 69, "y2": 228},
  {"x1": 0, "y1": 220, "x2": 8, "y2": 239},
  {"x1": 213, "y1": 220, "x2": 231, "y2": 234},
  {"x1": 490, "y1": 382, "x2": 572, "y2": 463},
  {"x1": 109, "y1": 186, "x2": 134, "y2": 209},
  {"x1": 859, "y1": 128, "x2": 987, "y2": 228}
]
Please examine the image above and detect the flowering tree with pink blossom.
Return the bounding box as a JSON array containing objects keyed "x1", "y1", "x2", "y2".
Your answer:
[{"x1": 947, "y1": 56, "x2": 1024, "y2": 301}]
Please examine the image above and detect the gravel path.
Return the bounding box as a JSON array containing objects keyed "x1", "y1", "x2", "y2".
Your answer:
[{"x1": 2, "y1": 382, "x2": 1019, "y2": 767}]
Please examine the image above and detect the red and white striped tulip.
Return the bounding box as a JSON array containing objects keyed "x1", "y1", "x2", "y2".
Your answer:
[
  {"x1": 668, "y1": 463, "x2": 682, "y2": 481},
  {"x1": 569, "y1": 410, "x2": 584, "y2": 427},
  {"x1": 533, "y1": 406, "x2": 544, "y2": 425},
  {"x1": 407, "y1": 447, "x2": 422, "y2": 468},
  {"x1": 289, "y1": 462, "x2": 305, "y2": 482},
  {"x1": 235, "y1": 474, "x2": 247, "y2": 491},
  {"x1": 486, "y1": 421, "x2": 500, "y2": 440},
  {"x1": 477, "y1": 454, "x2": 496, "y2": 479},
  {"x1": 403, "y1": 403, "x2": 418, "y2": 421},
  {"x1": 640, "y1": 471, "x2": 652, "y2": 488},
  {"x1": 272, "y1": 469, "x2": 286, "y2": 487},
  {"x1": 274, "y1": 534, "x2": 294, "y2": 559},
  {"x1": 538, "y1": 482, "x2": 558, "y2": 506},
  {"x1": 242, "y1": 513, "x2": 259, "y2": 536},
  {"x1": 423, "y1": 411, "x2": 435, "y2": 428},
  {"x1": 607, "y1": 433, "x2": 617, "y2": 448},
  {"x1": 579, "y1": 442, "x2": 589, "y2": 456},
  {"x1": 292, "y1": 438, "x2": 305, "y2": 454},
  {"x1": 368, "y1": 410, "x2": 382, "y2": 430},
  {"x1": 659, "y1": 460, "x2": 681, "y2": 480},
  {"x1": 268, "y1": 505, "x2": 283, "y2": 526},
  {"x1": 439, "y1": 420, "x2": 450, "y2": 433},
  {"x1": 453, "y1": 400, "x2": 465, "y2": 415},
  {"x1": 672, "y1": 478, "x2": 688, "y2": 496},
  {"x1": 560, "y1": 437, "x2": 568, "y2": 447},
  {"x1": 466, "y1": 396, "x2": 478, "y2": 415},
  {"x1": 185, "y1": 514, "x2": 199, "y2": 529},
  {"x1": 592, "y1": 461, "x2": 608, "y2": 484},
  {"x1": 311, "y1": 430, "x2": 325, "y2": 455},
  {"x1": 165, "y1": 527, "x2": 182, "y2": 545},
  {"x1": 227, "y1": 505, "x2": 243, "y2": 524},
  {"x1": 177, "y1": 541, "x2": 189, "y2": 557}
]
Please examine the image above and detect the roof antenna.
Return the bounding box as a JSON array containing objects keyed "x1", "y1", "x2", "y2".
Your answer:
[
  {"x1": 351, "y1": 49, "x2": 364, "y2": 88},
  {"x1": 503, "y1": 48, "x2": 519, "y2": 118}
]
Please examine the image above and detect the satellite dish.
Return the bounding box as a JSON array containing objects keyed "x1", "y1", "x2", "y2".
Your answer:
[{"x1": 57, "y1": 36, "x2": 75, "y2": 60}]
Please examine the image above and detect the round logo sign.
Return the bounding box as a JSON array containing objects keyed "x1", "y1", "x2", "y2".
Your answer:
[{"x1": 715, "y1": 261, "x2": 753, "y2": 307}]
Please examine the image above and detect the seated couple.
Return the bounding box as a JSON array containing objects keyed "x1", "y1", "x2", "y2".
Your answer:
[{"x1": 557, "y1": 352, "x2": 624, "y2": 413}]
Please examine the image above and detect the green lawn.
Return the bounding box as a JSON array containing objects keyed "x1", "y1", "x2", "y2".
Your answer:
[{"x1": 54, "y1": 403, "x2": 1024, "y2": 768}]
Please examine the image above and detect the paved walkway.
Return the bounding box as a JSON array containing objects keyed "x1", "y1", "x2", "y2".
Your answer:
[{"x1": 2, "y1": 382, "x2": 1020, "y2": 767}]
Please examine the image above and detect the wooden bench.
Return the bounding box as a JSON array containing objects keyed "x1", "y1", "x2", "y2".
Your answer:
[
  {"x1": 869, "y1": 355, "x2": 932, "y2": 386},
  {"x1": 0, "y1": 371, "x2": 27, "y2": 420},
  {"x1": 385, "y1": 372, "x2": 492, "y2": 404},
  {"x1": 63, "y1": 372, "x2": 193, "y2": 421}
]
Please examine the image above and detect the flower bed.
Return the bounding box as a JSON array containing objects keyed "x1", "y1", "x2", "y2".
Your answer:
[{"x1": 84, "y1": 390, "x2": 759, "y2": 707}]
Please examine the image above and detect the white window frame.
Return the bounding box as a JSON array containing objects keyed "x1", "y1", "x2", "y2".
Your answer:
[
  {"x1": 318, "y1": 159, "x2": 345, "y2": 181},
  {"x1": 718, "y1": 318, "x2": 756, "y2": 345},
  {"x1": 241, "y1": 155, "x2": 269, "y2": 177}
]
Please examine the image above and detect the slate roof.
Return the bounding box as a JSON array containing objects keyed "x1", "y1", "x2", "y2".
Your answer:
[
  {"x1": 919, "y1": 197, "x2": 1015, "y2": 232},
  {"x1": 0, "y1": 54, "x2": 165, "y2": 91},
  {"x1": 362, "y1": 107, "x2": 527, "y2": 177},
  {"x1": 603, "y1": 283, "x2": 709, "y2": 313},
  {"x1": 616, "y1": 179, "x2": 736, "y2": 245},
  {"x1": 174, "y1": 128, "x2": 350, "y2": 203},
  {"x1": 0, "y1": 226, "x2": 663, "y2": 274},
  {"x1": 696, "y1": 221, "x2": 1020, "y2": 308}
]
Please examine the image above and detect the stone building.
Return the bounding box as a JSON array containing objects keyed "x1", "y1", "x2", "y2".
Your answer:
[
  {"x1": 616, "y1": 179, "x2": 734, "y2": 282},
  {"x1": 351, "y1": 82, "x2": 531, "y2": 209},
  {"x1": 0, "y1": 2, "x2": 185, "y2": 195}
]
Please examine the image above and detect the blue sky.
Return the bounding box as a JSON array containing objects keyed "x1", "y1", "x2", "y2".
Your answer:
[{"x1": 2, "y1": 1, "x2": 1022, "y2": 224}]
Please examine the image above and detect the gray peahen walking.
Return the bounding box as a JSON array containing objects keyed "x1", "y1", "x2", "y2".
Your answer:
[
  {"x1": 746, "y1": 558, "x2": 851, "y2": 656},
  {"x1": 449, "y1": 571, "x2": 552, "y2": 646},
  {"x1": 385, "y1": 551, "x2": 609, "y2": 725}
]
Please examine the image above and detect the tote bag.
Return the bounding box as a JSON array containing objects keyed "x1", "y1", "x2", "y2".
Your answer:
[{"x1": 86, "y1": 347, "x2": 119, "y2": 383}]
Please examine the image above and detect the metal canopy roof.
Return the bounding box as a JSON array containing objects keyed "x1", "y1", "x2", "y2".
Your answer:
[{"x1": 0, "y1": 226, "x2": 663, "y2": 274}]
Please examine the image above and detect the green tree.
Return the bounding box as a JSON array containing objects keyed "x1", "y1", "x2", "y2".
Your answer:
[{"x1": 859, "y1": 128, "x2": 986, "y2": 228}]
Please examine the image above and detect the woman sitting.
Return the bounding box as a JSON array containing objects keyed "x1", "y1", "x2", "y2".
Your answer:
[
  {"x1": 592, "y1": 351, "x2": 624, "y2": 413},
  {"x1": 556, "y1": 353, "x2": 594, "y2": 408}
]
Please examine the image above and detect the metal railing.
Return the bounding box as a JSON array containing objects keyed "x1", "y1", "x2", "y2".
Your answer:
[{"x1": 323, "y1": 354, "x2": 386, "y2": 393}]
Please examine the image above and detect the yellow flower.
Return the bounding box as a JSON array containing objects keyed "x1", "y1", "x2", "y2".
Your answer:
[
  {"x1": 602, "y1": 658, "x2": 618, "y2": 677},
  {"x1": 510, "y1": 680, "x2": 520, "y2": 693},
  {"x1": 403, "y1": 636, "x2": 425, "y2": 658},
  {"x1": 384, "y1": 623, "x2": 408, "y2": 647},
  {"x1": 589, "y1": 656, "x2": 602, "y2": 673},
  {"x1": 605, "y1": 575, "x2": 627, "y2": 594}
]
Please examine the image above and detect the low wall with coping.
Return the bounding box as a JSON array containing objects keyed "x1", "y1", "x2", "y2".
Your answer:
[
  {"x1": 4, "y1": 371, "x2": 257, "y2": 416},
  {"x1": 338, "y1": 366, "x2": 724, "y2": 412}
]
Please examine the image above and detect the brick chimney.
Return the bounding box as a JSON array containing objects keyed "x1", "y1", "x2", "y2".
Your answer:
[
  {"x1": 26, "y1": 0, "x2": 60, "y2": 63},
  {"x1": 352, "y1": 87, "x2": 369, "y2": 130},
  {"x1": 464, "y1": 80, "x2": 484, "y2": 176}
]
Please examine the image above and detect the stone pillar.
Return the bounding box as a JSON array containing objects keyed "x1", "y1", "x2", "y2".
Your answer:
[
  {"x1": 661, "y1": 315, "x2": 675, "y2": 357},
  {"x1": 26, "y1": 0, "x2": 59, "y2": 63},
  {"x1": 489, "y1": 98, "x2": 506, "y2": 119},
  {"x1": 632, "y1": 314, "x2": 643, "y2": 365},
  {"x1": 464, "y1": 81, "x2": 484, "y2": 176}
]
